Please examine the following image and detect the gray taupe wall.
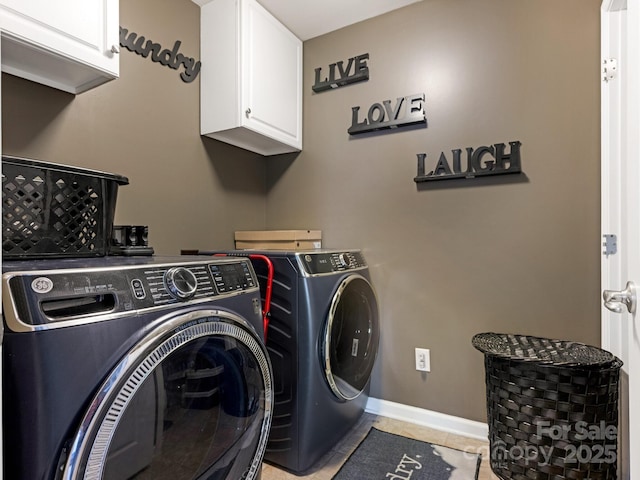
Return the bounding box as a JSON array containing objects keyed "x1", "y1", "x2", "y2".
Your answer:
[
  {"x1": 266, "y1": 0, "x2": 602, "y2": 421},
  {"x1": 2, "y1": 0, "x2": 601, "y2": 423}
]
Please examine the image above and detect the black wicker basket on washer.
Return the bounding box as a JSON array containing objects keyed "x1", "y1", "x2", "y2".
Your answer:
[
  {"x1": 473, "y1": 332, "x2": 622, "y2": 480},
  {"x1": 2, "y1": 155, "x2": 129, "y2": 259}
]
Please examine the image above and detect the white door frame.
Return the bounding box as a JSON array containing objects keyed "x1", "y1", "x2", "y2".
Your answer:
[{"x1": 601, "y1": 1, "x2": 640, "y2": 478}]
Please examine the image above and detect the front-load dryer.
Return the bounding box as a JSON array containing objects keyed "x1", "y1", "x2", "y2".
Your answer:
[
  {"x1": 1, "y1": 255, "x2": 273, "y2": 480},
  {"x1": 200, "y1": 250, "x2": 380, "y2": 473}
]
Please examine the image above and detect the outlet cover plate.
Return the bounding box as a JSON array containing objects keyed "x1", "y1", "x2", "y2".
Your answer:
[{"x1": 415, "y1": 348, "x2": 430, "y2": 372}]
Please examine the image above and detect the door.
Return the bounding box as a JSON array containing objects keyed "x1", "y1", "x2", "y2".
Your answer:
[
  {"x1": 60, "y1": 311, "x2": 273, "y2": 480},
  {"x1": 601, "y1": 1, "x2": 640, "y2": 479},
  {"x1": 323, "y1": 275, "x2": 380, "y2": 401}
]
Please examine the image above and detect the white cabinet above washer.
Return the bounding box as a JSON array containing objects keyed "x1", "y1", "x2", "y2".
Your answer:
[
  {"x1": 0, "y1": 0, "x2": 119, "y2": 94},
  {"x1": 196, "y1": 0, "x2": 302, "y2": 156}
]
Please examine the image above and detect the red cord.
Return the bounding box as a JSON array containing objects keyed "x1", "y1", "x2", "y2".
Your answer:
[
  {"x1": 248, "y1": 254, "x2": 273, "y2": 343},
  {"x1": 212, "y1": 253, "x2": 273, "y2": 343}
]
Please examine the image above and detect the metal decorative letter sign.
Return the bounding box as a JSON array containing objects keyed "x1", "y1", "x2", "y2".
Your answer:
[
  {"x1": 312, "y1": 53, "x2": 369, "y2": 92},
  {"x1": 119, "y1": 27, "x2": 201, "y2": 83},
  {"x1": 414, "y1": 141, "x2": 522, "y2": 182},
  {"x1": 348, "y1": 93, "x2": 426, "y2": 135}
]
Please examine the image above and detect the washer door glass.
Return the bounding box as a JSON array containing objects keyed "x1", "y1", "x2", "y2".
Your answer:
[
  {"x1": 323, "y1": 275, "x2": 379, "y2": 401},
  {"x1": 63, "y1": 312, "x2": 272, "y2": 480}
]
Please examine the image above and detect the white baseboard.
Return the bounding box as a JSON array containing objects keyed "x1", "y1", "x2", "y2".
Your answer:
[{"x1": 365, "y1": 397, "x2": 489, "y2": 441}]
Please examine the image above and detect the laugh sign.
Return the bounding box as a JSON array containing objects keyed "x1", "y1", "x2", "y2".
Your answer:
[{"x1": 414, "y1": 141, "x2": 522, "y2": 182}]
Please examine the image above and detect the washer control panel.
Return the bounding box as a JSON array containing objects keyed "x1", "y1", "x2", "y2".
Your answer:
[
  {"x1": 209, "y1": 261, "x2": 256, "y2": 293},
  {"x1": 298, "y1": 251, "x2": 366, "y2": 275},
  {"x1": 2, "y1": 258, "x2": 259, "y2": 331},
  {"x1": 143, "y1": 263, "x2": 215, "y2": 305}
]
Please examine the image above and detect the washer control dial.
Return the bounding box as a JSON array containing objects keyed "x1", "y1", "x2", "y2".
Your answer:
[
  {"x1": 164, "y1": 267, "x2": 198, "y2": 300},
  {"x1": 338, "y1": 253, "x2": 352, "y2": 268}
]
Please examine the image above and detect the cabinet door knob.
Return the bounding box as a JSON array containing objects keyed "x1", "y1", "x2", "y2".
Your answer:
[
  {"x1": 111, "y1": 45, "x2": 120, "y2": 54},
  {"x1": 245, "y1": 108, "x2": 251, "y2": 117}
]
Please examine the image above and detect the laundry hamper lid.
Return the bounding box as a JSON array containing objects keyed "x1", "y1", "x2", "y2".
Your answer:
[{"x1": 472, "y1": 332, "x2": 622, "y2": 368}]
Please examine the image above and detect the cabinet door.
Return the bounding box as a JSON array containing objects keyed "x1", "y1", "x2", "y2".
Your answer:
[
  {"x1": 0, "y1": 0, "x2": 119, "y2": 93},
  {"x1": 241, "y1": 0, "x2": 302, "y2": 150}
]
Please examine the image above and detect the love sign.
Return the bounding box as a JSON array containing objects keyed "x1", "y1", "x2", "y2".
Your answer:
[{"x1": 348, "y1": 93, "x2": 426, "y2": 135}]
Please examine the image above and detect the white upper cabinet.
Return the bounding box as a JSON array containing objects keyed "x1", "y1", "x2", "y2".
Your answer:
[
  {"x1": 0, "y1": 0, "x2": 119, "y2": 94},
  {"x1": 197, "y1": 0, "x2": 302, "y2": 156}
]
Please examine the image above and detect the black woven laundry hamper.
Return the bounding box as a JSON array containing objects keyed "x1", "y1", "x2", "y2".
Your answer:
[{"x1": 472, "y1": 333, "x2": 622, "y2": 480}]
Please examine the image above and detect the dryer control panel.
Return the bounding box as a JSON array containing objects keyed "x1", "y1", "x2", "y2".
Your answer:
[
  {"x1": 298, "y1": 251, "x2": 366, "y2": 276},
  {"x1": 1, "y1": 258, "x2": 258, "y2": 332}
]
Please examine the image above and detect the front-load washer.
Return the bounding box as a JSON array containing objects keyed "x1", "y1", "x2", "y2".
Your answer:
[
  {"x1": 200, "y1": 249, "x2": 380, "y2": 473},
  {"x1": 1, "y1": 255, "x2": 273, "y2": 480}
]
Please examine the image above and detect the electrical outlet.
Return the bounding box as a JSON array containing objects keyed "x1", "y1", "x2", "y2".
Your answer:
[{"x1": 415, "y1": 348, "x2": 430, "y2": 372}]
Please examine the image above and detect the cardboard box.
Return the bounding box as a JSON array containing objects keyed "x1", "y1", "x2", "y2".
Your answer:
[{"x1": 234, "y1": 230, "x2": 322, "y2": 250}]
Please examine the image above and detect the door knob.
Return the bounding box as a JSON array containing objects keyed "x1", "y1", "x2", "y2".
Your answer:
[{"x1": 603, "y1": 281, "x2": 637, "y2": 314}]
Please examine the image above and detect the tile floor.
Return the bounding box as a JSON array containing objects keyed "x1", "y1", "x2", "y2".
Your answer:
[{"x1": 260, "y1": 412, "x2": 500, "y2": 479}]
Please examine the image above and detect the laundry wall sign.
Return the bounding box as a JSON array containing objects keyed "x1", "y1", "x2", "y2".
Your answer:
[
  {"x1": 119, "y1": 27, "x2": 201, "y2": 83},
  {"x1": 312, "y1": 53, "x2": 369, "y2": 92},
  {"x1": 414, "y1": 141, "x2": 522, "y2": 182},
  {"x1": 348, "y1": 93, "x2": 426, "y2": 135}
]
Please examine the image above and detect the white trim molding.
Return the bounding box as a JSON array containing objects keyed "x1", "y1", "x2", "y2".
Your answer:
[{"x1": 366, "y1": 397, "x2": 489, "y2": 441}]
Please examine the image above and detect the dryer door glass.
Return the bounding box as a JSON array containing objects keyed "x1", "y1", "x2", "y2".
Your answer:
[
  {"x1": 63, "y1": 313, "x2": 272, "y2": 480},
  {"x1": 324, "y1": 275, "x2": 379, "y2": 401}
]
